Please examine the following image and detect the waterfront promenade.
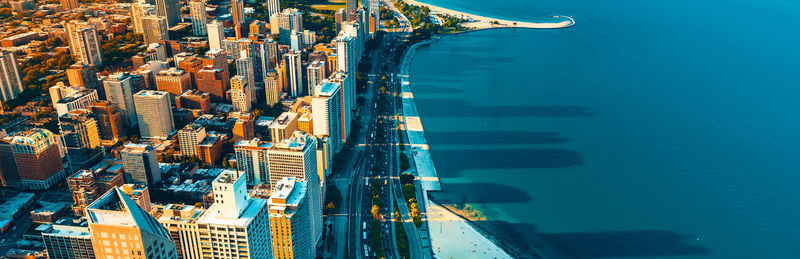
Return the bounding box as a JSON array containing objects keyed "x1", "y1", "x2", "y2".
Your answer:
[{"x1": 403, "y1": 0, "x2": 574, "y2": 29}]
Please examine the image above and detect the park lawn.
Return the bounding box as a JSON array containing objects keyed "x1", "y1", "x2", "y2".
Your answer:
[{"x1": 311, "y1": 3, "x2": 346, "y2": 11}]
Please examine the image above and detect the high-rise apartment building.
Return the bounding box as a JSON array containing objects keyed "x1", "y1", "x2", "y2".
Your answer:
[
  {"x1": 230, "y1": 75, "x2": 252, "y2": 112},
  {"x1": 328, "y1": 72, "x2": 352, "y2": 143},
  {"x1": 236, "y1": 52, "x2": 256, "y2": 92},
  {"x1": 307, "y1": 60, "x2": 326, "y2": 96},
  {"x1": 195, "y1": 170, "x2": 272, "y2": 257},
  {"x1": 190, "y1": 0, "x2": 207, "y2": 35},
  {"x1": 270, "y1": 8, "x2": 303, "y2": 45},
  {"x1": 264, "y1": 70, "x2": 280, "y2": 106},
  {"x1": 285, "y1": 50, "x2": 303, "y2": 97},
  {"x1": 142, "y1": 16, "x2": 169, "y2": 45},
  {"x1": 120, "y1": 142, "x2": 161, "y2": 186},
  {"x1": 268, "y1": 177, "x2": 314, "y2": 259},
  {"x1": 133, "y1": 90, "x2": 175, "y2": 139},
  {"x1": 196, "y1": 68, "x2": 227, "y2": 101},
  {"x1": 0, "y1": 51, "x2": 23, "y2": 103},
  {"x1": 66, "y1": 22, "x2": 102, "y2": 66},
  {"x1": 42, "y1": 223, "x2": 95, "y2": 259},
  {"x1": 0, "y1": 129, "x2": 66, "y2": 190},
  {"x1": 312, "y1": 81, "x2": 343, "y2": 153},
  {"x1": 270, "y1": 112, "x2": 299, "y2": 142},
  {"x1": 103, "y1": 72, "x2": 140, "y2": 126},
  {"x1": 233, "y1": 113, "x2": 255, "y2": 143},
  {"x1": 88, "y1": 101, "x2": 126, "y2": 141},
  {"x1": 234, "y1": 138, "x2": 272, "y2": 185},
  {"x1": 66, "y1": 62, "x2": 102, "y2": 99},
  {"x1": 67, "y1": 165, "x2": 124, "y2": 216},
  {"x1": 86, "y1": 187, "x2": 177, "y2": 258},
  {"x1": 155, "y1": 0, "x2": 181, "y2": 27},
  {"x1": 59, "y1": 109, "x2": 101, "y2": 150},
  {"x1": 151, "y1": 204, "x2": 205, "y2": 259},
  {"x1": 178, "y1": 123, "x2": 206, "y2": 158},
  {"x1": 231, "y1": 0, "x2": 244, "y2": 25},
  {"x1": 130, "y1": 3, "x2": 155, "y2": 34},
  {"x1": 155, "y1": 67, "x2": 192, "y2": 96},
  {"x1": 54, "y1": 88, "x2": 98, "y2": 117},
  {"x1": 206, "y1": 20, "x2": 225, "y2": 50},
  {"x1": 175, "y1": 89, "x2": 211, "y2": 113},
  {"x1": 267, "y1": 131, "x2": 322, "y2": 243}
]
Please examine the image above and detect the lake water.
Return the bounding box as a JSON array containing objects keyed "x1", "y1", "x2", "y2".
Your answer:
[{"x1": 408, "y1": 0, "x2": 800, "y2": 258}]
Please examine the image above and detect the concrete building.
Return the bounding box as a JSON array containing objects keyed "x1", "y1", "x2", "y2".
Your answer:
[
  {"x1": 197, "y1": 135, "x2": 221, "y2": 165},
  {"x1": 151, "y1": 204, "x2": 205, "y2": 259},
  {"x1": 328, "y1": 72, "x2": 352, "y2": 143},
  {"x1": 270, "y1": 112, "x2": 299, "y2": 142},
  {"x1": 195, "y1": 170, "x2": 273, "y2": 257},
  {"x1": 197, "y1": 68, "x2": 227, "y2": 101},
  {"x1": 178, "y1": 123, "x2": 206, "y2": 158},
  {"x1": 155, "y1": 0, "x2": 181, "y2": 27},
  {"x1": 66, "y1": 22, "x2": 102, "y2": 66},
  {"x1": 264, "y1": 70, "x2": 280, "y2": 106},
  {"x1": 130, "y1": 3, "x2": 155, "y2": 34},
  {"x1": 236, "y1": 52, "x2": 256, "y2": 93},
  {"x1": 88, "y1": 101, "x2": 126, "y2": 141},
  {"x1": 267, "y1": 0, "x2": 280, "y2": 16},
  {"x1": 285, "y1": 50, "x2": 303, "y2": 97},
  {"x1": 155, "y1": 68, "x2": 192, "y2": 96},
  {"x1": 190, "y1": 0, "x2": 207, "y2": 35},
  {"x1": 49, "y1": 82, "x2": 80, "y2": 108},
  {"x1": 119, "y1": 184, "x2": 153, "y2": 214},
  {"x1": 207, "y1": 20, "x2": 225, "y2": 50},
  {"x1": 142, "y1": 15, "x2": 170, "y2": 45},
  {"x1": 133, "y1": 90, "x2": 174, "y2": 139},
  {"x1": 66, "y1": 62, "x2": 102, "y2": 99},
  {"x1": 103, "y1": 72, "x2": 140, "y2": 126},
  {"x1": 307, "y1": 60, "x2": 326, "y2": 97},
  {"x1": 54, "y1": 88, "x2": 98, "y2": 117},
  {"x1": 0, "y1": 129, "x2": 66, "y2": 190},
  {"x1": 175, "y1": 89, "x2": 211, "y2": 113},
  {"x1": 268, "y1": 177, "x2": 313, "y2": 259},
  {"x1": 120, "y1": 142, "x2": 161, "y2": 186},
  {"x1": 233, "y1": 112, "x2": 255, "y2": 143},
  {"x1": 67, "y1": 165, "x2": 124, "y2": 216},
  {"x1": 312, "y1": 80, "x2": 343, "y2": 153},
  {"x1": 42, "y1": 224, "x2": 95, "y2": 259},
  {"x1": 271, "y1": 8, "x2": 303, "y2": 45},
  {"x1": 234, "y1": 138, "x2": 272, "y2": 185},
  {"x1": 267, "y1": 131, "x2": 322, "y2": 243},
  {"x1": 58, "y1": 109, "x2": 101, "y2": 150},
  {"x1": 0, "y1": 51, "x2": 23, "y2": 103},
  {"x1": 86, "y1": 187, "x2": 177, "y2": 258},
  {"x1": 230, "y1": 75, "x2": 252, "y2": 112}
]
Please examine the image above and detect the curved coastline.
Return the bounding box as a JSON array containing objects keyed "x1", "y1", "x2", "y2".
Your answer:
[{"x1": 395, "y1": 1, "x2": 575, "y2": 257}]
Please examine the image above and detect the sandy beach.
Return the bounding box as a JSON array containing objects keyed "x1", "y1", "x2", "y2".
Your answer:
[{"x1": 402, "y1": 0, "x2": 574, "y2": 29}]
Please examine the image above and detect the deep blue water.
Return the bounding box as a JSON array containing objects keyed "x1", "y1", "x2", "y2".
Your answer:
[{"x1": 409, "y1": 0, "x2": 800, "y2": 258}]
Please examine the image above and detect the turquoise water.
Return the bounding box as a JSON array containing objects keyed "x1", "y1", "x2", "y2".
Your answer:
[{"x1": 409, "y1": 0, "x2": 800, "y2": 258}]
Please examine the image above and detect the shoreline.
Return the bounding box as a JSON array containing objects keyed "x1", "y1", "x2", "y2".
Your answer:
[{"x1": 402, "y1": 0, "x2": 574, "y2": 30}]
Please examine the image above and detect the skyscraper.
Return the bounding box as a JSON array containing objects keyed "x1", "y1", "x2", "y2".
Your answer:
[
  {"x1": 195, "y1": 170, "x2": 273, "y2": 257},
  {"x1": 133, "y1": 90, "x2": 174, "y2": 139},
  {"x1": 65, "y1": 22, "x2": 102, "y2": 66},
  {"x1": 0, "y1": 51, "x2": 23, "y2": 103},
  {"x1": 178, "y1": 123, "x2": 206, "y2": 158},
  {"x1": 264, "y1": 70, "x2": 280, "y2": 106},
  {"x1": 189, "y1": 0, "x2": 207, "y2": 35},
  {"x1": 270, "y1": 112, "x2": 299, "y2": 142},
  {"x1": 196, "y1": 68, "x2": 227, "y2": 101},
  {"x1": 120, "y1": 142, "x2": 161, "y2": 186},
  {"x1": 103, "y1": 72, "x2": 139, "y2": 126},
  {"x1": 142, "y1": 15, "x2": 169, "y2": 45},
  {"x1": 231, "y1": 0, "x2": 244, "y2": 25},
  {"x1": 232, "y1": 112, "x2": 255, "y2": 143},
  {"x1": 59, "y1": 109, "x2": 101, "y2": 150},
  {"x1": 268, "y1": 177, "x2": 314, "y2": 259},
  {"x1": 230, "y1": 75, "x2": 252, "y2": 112},
  {"x1": 307, "y1": 60, "x2": 326, "y2": 96},
  {"x1": 206, "y1": 20, "x2": 225, "y2": 50},
  {"x1": 285, "y1": 50, "x2": 303, "y2": 97},
  {"x1": 267, "y1": 131, "x2": 322, "y2": 243},
  {"x1": 88, "y1": 101, "x2": 126, "y2": 141},
  {"x1": 329, "y1": 72, "x2": 353, "y2": 143},
  {"x1": 86, "y1": 187, "x2": 177, "y2": 258},
  {"x1": 234, "y1": 138, "x2": 272, "y2": 185},
  {"x1": 271, "y1": 8, "x2": 303, "y2": 45},
  {"x1": 312, "y1": 80, "x2": 343, "y2": 152},
  {"x1": 130, "y1": 3, "x2": 155, "y2": 34},
  {"x1": 267, "y1": 0, "x2": 280, "y2": 16},
  {"x1": 0, "y1": 129, "x2": 66, "y2": 190},
  {"x1": 236, "y1": 51, "x2": 256, "y2": 93},
  {"x1": 155, "y1": 0, "x2": 181, "y2": 27}
]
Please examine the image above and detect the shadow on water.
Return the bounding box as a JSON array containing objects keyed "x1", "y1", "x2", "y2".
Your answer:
[
  {"x1": 424, "y1": 131, "x2": 568, "y2": 145},
  {"x1": 416, "y1": 98, "x2": 596, "y2": 118},
  {"x1": 540, "y1": 231, "x2": 711, "y2": 258},
  {"x1": 407, "y1": 84, "x2": 466, "y2": 94},
  {"x1": 429, "y1": 182, "x2": 532, "y2": 204},
  {"x1": 429, "y1": 148, "x2": 583, "y2": 178}
]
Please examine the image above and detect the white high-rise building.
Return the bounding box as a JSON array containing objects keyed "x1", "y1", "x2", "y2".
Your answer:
[
  {"x1": 267, "y1": 131, "x2": 322, "y2": 243},
  {"x1": 133, "y1": 90, "x2": 174, "y2": 139},
  {"x1": 230, "y1": 75, "x2": 252, "y2": 112},
  {"x1": 234, "y1": 138, "x2": 272, "y2": 185},
  {"x1": 0, "y1": 51, "x2": 24, "y2": 103},
  {"x1": 306, "y1": 60, "x2": 326, "y2": 96},
  {"x1": 311, "y1": 80, "x2": 342, "y2": 153},
  {"x1": 103, "y1": 73, "x2": 139, "y2": 126},
  {"x1": 142, "y1": 16, "x2": 169, "y2": 45},
  {"x1": 195, "y1": 170, "x2": 273, "y2": 258},
  {"x1": 189, "y1": 0, "x2": 207, "y2": 35},
  {"x1": 267, "y1": 0, "x2": 280, "y2": 16},
  {"x1": 271, "y1": 8, "x2": 303, "y2": 45},
  {"x1": 66, "y1": 22, "x2": 102, "y2": 66},
  {"x1": 207, "y1": 20, "x2": 225, "y2": 50},
  {"x1": 268, "y1": 177, "x2": 314, "y2": 259},
  {"x1": 328, "y1": 72, "x2": 352, "y2": 143},
  {"x1": 284, "y1": 50, "x2": 303, "y2": 97}
]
